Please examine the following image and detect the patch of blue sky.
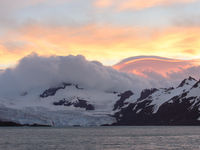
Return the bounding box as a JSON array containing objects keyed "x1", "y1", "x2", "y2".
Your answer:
[
  {"x1": 94, "y1": 7, "x2": 172, "y2": 27},
  {"x1": 14, "y1": 0, "x2": 94, "y2": 26},
  {"x1": 8, "y1": 0, "x2": 200, "y2": 28}
]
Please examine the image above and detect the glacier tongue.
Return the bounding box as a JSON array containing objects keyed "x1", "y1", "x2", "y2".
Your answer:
[
  {"x1": 0, "y1": 106, "x2": 116, "y2": 126},
  {"x1": 0, "y1": 84, "x2": 119, "y2": 126}
]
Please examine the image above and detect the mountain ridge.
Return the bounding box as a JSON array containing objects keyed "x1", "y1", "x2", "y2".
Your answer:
[
  {"x1": 0, "y1": 76, "x2": 200, "y2": 126},
  {"x1": 113, "y1": 77, "x2": 200, "y2": 125}
]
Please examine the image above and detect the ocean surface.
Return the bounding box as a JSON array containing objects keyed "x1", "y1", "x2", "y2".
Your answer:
[{"x1": 0, "y1": 126, "x2": 200, "y2": 150}]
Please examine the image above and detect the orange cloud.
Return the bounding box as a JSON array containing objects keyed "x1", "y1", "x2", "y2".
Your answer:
[
  {"x1": 95, "y1": 0, "x2": 197, "y2": 10},
  {"x1": 1, "y1": 24, "x2": 200, "y2": 68},
  {"x1": 183, "y1": 49, "x2": 197, "y2": 54},
  {"x1": 94, "y1": 0, "x2": 113, "y2": 8}
]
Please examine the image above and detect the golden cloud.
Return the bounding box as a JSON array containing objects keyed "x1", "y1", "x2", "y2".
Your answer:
[
  {"x1": 0, "y1": 24, "x2": 200, "y2": 68},
  {"x1": 94, "y1": 0, "x2": 198, "y2": 10}
]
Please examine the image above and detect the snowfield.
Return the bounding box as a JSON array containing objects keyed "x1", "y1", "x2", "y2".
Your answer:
[{"x1": 0, "y1": 84, "x2": 119, "y2": 126}]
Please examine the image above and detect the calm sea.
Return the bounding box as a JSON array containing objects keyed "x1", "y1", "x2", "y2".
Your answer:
[{"x1": 0, "y1": 126, "x2": 200, "y2": 150}]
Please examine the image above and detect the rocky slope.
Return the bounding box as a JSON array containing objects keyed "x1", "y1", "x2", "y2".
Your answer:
[{"x1": 114, "y1": 77, "x2": 200, "y2": 125}]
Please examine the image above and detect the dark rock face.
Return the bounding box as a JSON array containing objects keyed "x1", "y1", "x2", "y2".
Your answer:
[
  {"x1": 0, "y1": 121, "x2": 50, "y2": 127},
  {"x1": 113, "y1": 91, "x2": 133, "y2": 111},
  {"x1": 114, "y1": 99, "x2": 155, "y2": 125},
  {"x1": 53, "y1": 98, "x2": 95, "y2": 110},
  {"x1": 138, "y1": 88, "x2": 158, "y2": 101},
  {"x1": 0, "y1": 121, "x2": 22, "y2": 126},
  {"x1": 75, "y1": 84, "x2": 84, "y2": 90},
  {"x1": 114, "y1": 78, "x2": 200, "y2": 126},
  {"x1": 192, "y1": 80, "x2": 200, "y2": 88},
  {"x1": 85, "y1": 104, "x2": 95, "y2": 110},
  {"x1": 40, "y1": 83, "x2": 84, "y2": 98},
  {"x1": 155, "y1": 95, "x2": 200, "y2": 125},
  {"x1": 40, "y1": 83, "x2": 72, "y2": 98},
  {"x1": 114, "y1": 96, "x2": 200, "y2": 125},
  {"x1": 178, "y1": 76, "x2": 196, "y2": 88}
]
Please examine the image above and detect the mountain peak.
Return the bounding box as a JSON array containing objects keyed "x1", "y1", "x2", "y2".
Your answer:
[
  {"x1": 177, "y1": 76, "x2": 197, "y2": 88},
  {"x1": 188, "y1": 76, "x2": 197, "y2": 81}
]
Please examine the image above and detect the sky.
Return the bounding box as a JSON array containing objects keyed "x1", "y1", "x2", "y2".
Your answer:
[{"x1": 1, "y1": 0, "x2": 200, "y2": 68}]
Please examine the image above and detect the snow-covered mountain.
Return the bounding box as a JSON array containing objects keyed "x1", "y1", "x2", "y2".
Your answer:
[
  {"x1": 114, "y1": 76, "x2": 200, "y2": 125},
  {"x1": 0, "y1": 76, "x2": 200, "y2": 126},
  {"x1": 0, "y1": 83, "x2": 120, "y2": 126}
]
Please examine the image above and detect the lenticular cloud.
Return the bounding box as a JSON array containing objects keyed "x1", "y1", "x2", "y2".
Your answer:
[
  {"x1": 0, "y1": 53, "x2": 150, "y2": 95},
  {"x1": 113, "y1": 56, "x2": 200, "y2": 83}
]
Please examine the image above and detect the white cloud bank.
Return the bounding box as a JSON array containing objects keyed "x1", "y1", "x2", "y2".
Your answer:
[
  {"x1": 0, "y1": 53, "x2": 151, "y2": 95},
  {"x1": 0, "y1": 54, "x2": 199, "y2": 96}
]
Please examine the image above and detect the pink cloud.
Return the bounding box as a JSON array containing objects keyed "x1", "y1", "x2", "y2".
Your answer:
[{"x1": 113, "y1": 56, "x2": 200, "y2": 83}]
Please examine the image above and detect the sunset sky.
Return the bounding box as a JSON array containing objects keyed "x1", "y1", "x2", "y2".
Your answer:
[{"x1": 1, "y1": 0, "x2": 200, "y2": 69}]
